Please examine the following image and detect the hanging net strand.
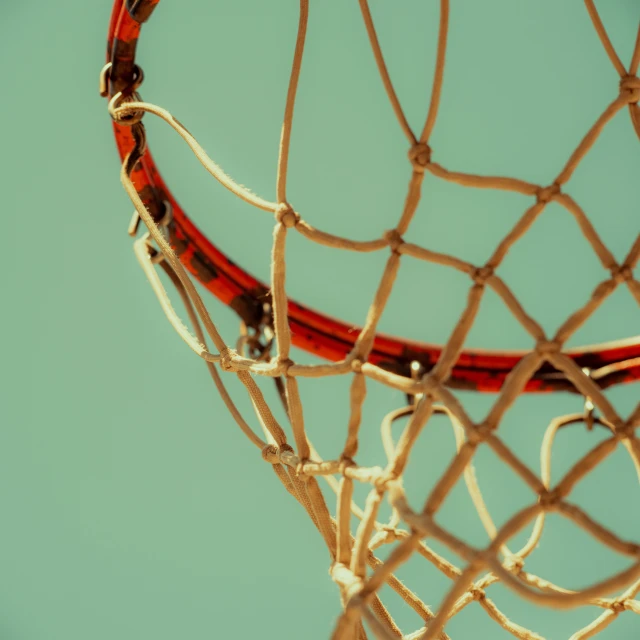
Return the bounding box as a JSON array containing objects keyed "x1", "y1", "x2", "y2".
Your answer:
[{"x1": 103, "y1": 0, "x2": 640, "y2": 638}]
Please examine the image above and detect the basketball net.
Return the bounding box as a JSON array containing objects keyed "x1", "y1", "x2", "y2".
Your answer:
[{"x1": 104, "y1": 1, "x2": 640, "y2": 638}]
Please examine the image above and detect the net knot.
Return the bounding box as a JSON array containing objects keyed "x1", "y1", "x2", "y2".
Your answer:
[
  {"x1": 408, "y1": 142, "x2": 431, "y2": 172},
  {"x1": 504, "y1": 555, "x2": 525, "y2": 573},
  {"x1": 261, "y1": 443, "x2": 294, "y2": 464},
  {"x1": 472, "y1": 265, "x2": 494, "y2": 286},
  {"x1": 339, "y1": 456, "x2": 356, "y2": 475},
  {"x1": 420, "y1": 373, "x2": 440, "y2": 397},
  {"x1": 277, "y1": 357, "x2": 294, "y2": 377},
  {"x1": 468, "y1": 586, "x2": 486, "y2": 602},
  {"x1": 219, "y1": 347, "x2": 237, "y2": 372},
  {"x1": 536, "y1": 339, "x2": 561, "y2": 356},
  {"x1": 611, "y1": 264, "x2": 633, "y2": 285},
  {"x1": 384, "y1": 229, "x2": 405, "y2": 253},
  {"x1": 261, "y1": 444, "x2": 280, "y2": 464},
  {"x1": 467, "y1": 422, "x2": 492, "y2": 445},
  {"x1": 610, "y1": 598, "x2": 628, "y2": 614},
  {"x1": 536, "y1": 183, "x2": 561, "y2": 204},
  {"x1": 374, "y1": 470, "x2": 398, "y2": 492},
  {"x1": 275, "y1": 203, "x2": 300, "y2": 228},
  {"x1": 380, "y1": 525, "x2": 401, "y2": 543},
  {"x1": 538, "y1": 488, "x2": 561, "y2": 510},
  {"x1": 369, "y1": 527, "x2": 399, "y2": 550},
  {"x1": 615, "y1": 421, "x2": 636, "y2": 441},
  {"x1": 620, "y1": 75, "x2": 640, "y2": 102}
]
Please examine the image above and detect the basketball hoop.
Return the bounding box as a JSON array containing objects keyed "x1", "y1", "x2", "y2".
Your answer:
[{"x1": 102, "y1": 1, "x2": 640, "y2": 637}]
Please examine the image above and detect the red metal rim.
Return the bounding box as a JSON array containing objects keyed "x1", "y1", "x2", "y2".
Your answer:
[{"x1": 105, "y1": 0, "x2": 640, "y2": 393}]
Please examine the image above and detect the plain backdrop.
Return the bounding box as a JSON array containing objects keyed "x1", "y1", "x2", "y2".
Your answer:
[{"x1": 1, "y1": 1, "x2": 639, "y2": 639}]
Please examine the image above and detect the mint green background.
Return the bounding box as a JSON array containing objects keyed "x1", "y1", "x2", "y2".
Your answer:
[{"x1": 1, "y1": 1, "x2": 639, "y2": 639}]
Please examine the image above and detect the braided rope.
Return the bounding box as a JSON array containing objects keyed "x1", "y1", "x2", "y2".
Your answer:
[{"x1": 108, "y1": 1, "x2": 640, "y2": 638}]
